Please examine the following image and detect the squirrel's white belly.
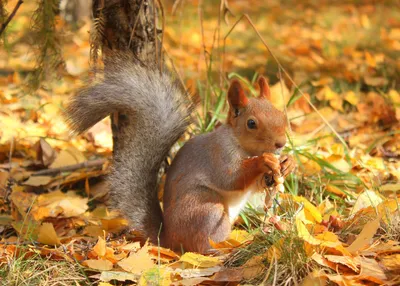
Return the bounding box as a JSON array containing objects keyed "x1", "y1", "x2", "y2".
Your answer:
[{"x1": 218, "y1": 180, "x2": 264, "y2": 224}]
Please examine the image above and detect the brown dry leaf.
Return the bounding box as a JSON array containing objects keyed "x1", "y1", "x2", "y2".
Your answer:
[
  {"x1": 37, "y1": 222, "x2": 61, "y2": 245},
  {"x1": 22, "y1": 175, "x2": 52, "y2": 187},
  {"x1": 346, "y1": 217, "x2": 380, "y2": 254},
  {"x1": 49, "y1": 146, "x2": 86, "y2": 169},
  {"x1": 117, "y1": 243, "x2": 154, "y2": 274},
  {"x1": 83, "y1": 259, "x2": 113, "y2": 271},
  {"x1": 0, "y1": 171, "x2": 9, "y2": 194},
  {"x1": 35, "y1": 138, "x2": 57, "y2": 167},
  {"x1": 240, "y1": 253, "x2": 266, "y2": 280},
  {"x1": 179, "y1": 252, "x2": 222, "y2": 268},
  {"x1": 9, "y1": 185, "x2": 37, "y2": 217}
]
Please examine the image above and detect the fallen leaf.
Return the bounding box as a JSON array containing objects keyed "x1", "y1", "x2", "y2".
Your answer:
[
  {"x1": 22, "y1": 176, "x2": 52, "y2": 187},
  {"x1": 93, "y1": 236, "x2": 107, "y2": 257},
  {"x1": 35, "y1": 138, "x2": 57, "y2": 167},
  {"x1": 210, "y1": 229, "x2": 253, "y2": 249},
  {"x1": 350, "y1": 190, "x2": 383, "y2": 215},
  {"x1": 37, "y1": 223, "x2": 61, "y2": 245},
  {"x1": 31, "y1": 190, "x2": 88, "y2": 220},
  {"x1": 49, "y1": 146, "x2": 86, "y2": 169},
  {"x1": 179, "y1": 252, "x2": 221, "y2": 268},
  {"x1": 117, "y1": 244, "x2": 154, "y2": 274},
  {"x1": 346, "y1": 217, "x2": 380, "y2": 254},
  {"x1": 83, "y1": 259, "x2": 113, "y2": 271},
  {"x1": 380, "y1": 254, "x2": 400, "y2": 272},
  {"x1": 324, "y1": 255, "x2": 360, "y2": 272},
  {"x1": 99, "y1": 271, "x2": 138, "y2": 282}
]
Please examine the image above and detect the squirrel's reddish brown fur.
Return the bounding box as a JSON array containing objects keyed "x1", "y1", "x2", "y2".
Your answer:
[{"x1": 66, "y1": 57, "x2": 295, "y2": 254}]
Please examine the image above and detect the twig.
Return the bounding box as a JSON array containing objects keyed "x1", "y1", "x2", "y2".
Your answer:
[
  {"x1": 31, "y1": 159, "x2": 107, "y2": 176},
  {"x1": 128, "y1": 0, "x2": 145, "y2": 49},
  {"x1": 0, "y1": 0, "x2": 23, "y2": 37}
]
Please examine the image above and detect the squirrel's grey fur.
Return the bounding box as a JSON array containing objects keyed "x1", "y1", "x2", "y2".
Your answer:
[{"x1": 65, "y1": 57, "x2": 193, "y2": 241}]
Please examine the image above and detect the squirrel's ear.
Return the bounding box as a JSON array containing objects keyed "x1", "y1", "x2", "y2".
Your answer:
[
  {"x1": 258, "y1": 76, "x2": 271, "y2": 100},
  {"x1": 228, "y1": 80, "x2": 248, "y2": 109}
]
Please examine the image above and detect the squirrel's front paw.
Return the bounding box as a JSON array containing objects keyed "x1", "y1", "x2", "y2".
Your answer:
[
  {"x1": 279, "y1": 155, "x2": 296, "y2": 178},
  {"x1": 262, "y1": 153, "x2": 280, "y2": 175}
]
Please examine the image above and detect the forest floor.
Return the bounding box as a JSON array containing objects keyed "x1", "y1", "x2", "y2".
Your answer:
[{"x1": 0, "y1": 0, "x2": 400, "y2": 285}]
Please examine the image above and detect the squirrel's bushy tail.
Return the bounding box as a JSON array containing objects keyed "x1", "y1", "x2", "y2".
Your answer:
[{"x1": 66, "y1": 57, "x2": 193, "y2": 241}]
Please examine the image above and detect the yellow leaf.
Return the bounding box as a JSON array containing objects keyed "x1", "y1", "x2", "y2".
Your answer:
[
  {"x1": 31, "y1": 190, "x2": 88, "y2": 220},
  {"x1": 93, "y1": 236, "x2": 106, "y2": 257},
  {"x1": 49, "y1": 146, "x2": 86, "y2": 169},
  {"x1": 295, "y1": 217, "x2": 320, "y2": 246},
  {"x1": 389, "y1": 89, "x2": 400, "y2": 104},
  {"x1": 344, "y1": 91, "x2": 359, "y2": 105},
  {"x1": 291, "y1": 195, "x2": 322, "y2": 223},
  {"x1": 179, "y1": 252, "x2": 221, "y2": 268},
  {"x1": 83, "y1": 259, "x2": 113, "y2": 271},
  {"x1": 210, "y1": 229, "x2": 253, "y2": 249},
  {"x1": 380, "y1": 254, "x2": 400, "y2": 272},
  {"x1": 117, "y1": 244, "x2": 154, "y2": 274},
  {"x1": 37, "y1": 223, "x2": 61, "y2": 245},
  {"x1": 346, "y1": 217, "x2": 380, "y2": 254},
  {"x1": 330, "y1": 97, "x2": 344, "y2": 112}
]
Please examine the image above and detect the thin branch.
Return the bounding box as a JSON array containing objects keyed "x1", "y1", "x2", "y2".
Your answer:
[
  {"x1": 0, "y1": 0, "x2": 23, "y2": 36},
  {"x1": 128, "y1": 0, "x2": 145, "y2": 49},
  {"x1": 31, "y1": 159, "x2": 107, "y2": 176}
]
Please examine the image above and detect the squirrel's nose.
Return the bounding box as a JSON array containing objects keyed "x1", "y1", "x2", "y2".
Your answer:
[{"x1": 275, "y1": 138, "x2": 286, "y2": 149}]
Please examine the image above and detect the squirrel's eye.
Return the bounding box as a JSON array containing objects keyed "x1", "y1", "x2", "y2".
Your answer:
[{"x1": 247, "y1": 119, "x2": 257, "y2": 129}]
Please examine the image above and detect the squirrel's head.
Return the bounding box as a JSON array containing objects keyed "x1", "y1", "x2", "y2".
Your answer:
[{"x1": 227, "y1": 76, "x2": 287, "y2": 157}]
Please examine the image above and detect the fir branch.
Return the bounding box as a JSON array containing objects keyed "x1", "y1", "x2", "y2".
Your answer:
[
  {"x1": 30, "y1": 0, "x2": 64, "y2": 89},
  {"x1": 0, "y1": 0, "x2": 23, "y2": 37}
]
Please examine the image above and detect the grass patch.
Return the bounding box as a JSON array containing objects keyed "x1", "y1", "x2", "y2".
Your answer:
[{"x1": 0, "y1": 246, "x2": 90, "y2": 286}]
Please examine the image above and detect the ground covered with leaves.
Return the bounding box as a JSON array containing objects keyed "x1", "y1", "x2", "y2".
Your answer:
[{"x1": 0, "y1": 0, "x2": 400, "y2": 285}]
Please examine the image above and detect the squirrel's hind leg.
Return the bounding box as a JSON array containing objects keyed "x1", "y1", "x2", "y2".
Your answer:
[{"x1": 163, "y1": 187, "x2": 231, "y2": 254}]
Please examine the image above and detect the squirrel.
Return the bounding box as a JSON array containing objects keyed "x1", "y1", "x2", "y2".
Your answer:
[{"x1": 66, "y1": 56, "x2": 295, "y2": 254}]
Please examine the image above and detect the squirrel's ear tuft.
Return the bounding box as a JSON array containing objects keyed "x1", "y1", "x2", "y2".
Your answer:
[
  {"x1": 228, "y1": 79, "x2": 248, "y2": 109},
  {"x1": 258, "y1": 76, "x2": 271, "y2": 100}
]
